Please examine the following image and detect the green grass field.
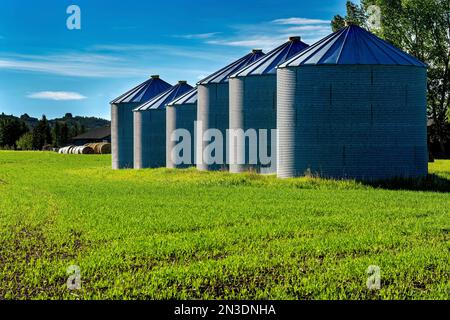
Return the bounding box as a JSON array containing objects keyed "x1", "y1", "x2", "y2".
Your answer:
[{"x1": 0, "y1": 151, "x2": 448, "y2": 300}]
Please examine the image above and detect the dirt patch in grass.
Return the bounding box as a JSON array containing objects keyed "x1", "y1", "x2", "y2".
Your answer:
[{"x1": 0, "y1": 224, "x2": 89, "y2": 299}]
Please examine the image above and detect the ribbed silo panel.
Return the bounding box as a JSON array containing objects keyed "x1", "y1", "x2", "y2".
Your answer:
[
  {"x1": 166, "y1": 104, "x2": 197, "y2": 169},
  {"x1": 277, "y1": 67, "x2": 298, "y2": 178},
  {"x1": 111, "y1": 102, "x2": 139, "y2": 169},
  {"x1": 282, "y1": 65, "x2": 427, "y2": 180},
  {"x1": 134, "y1": 110, "x2": 167, "y2": 169},
  {"x1": 166, "y1": 106, "x2": 177, "y2": 169},
  {"x1": 229, "y1": 75, "x2": 277, "y2": 173},
  {"x1": 133, "y1": 111, "x2": 143, "y2": 169},
  {"x1": 196, "y1": 83, "x2": 229, "y2": 171}
]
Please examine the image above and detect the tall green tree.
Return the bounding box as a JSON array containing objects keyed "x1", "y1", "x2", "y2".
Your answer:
[
  {"x1": 52, "y1": 121, "x2": 62, "y2": 147},
  {"x1": 0, "y1": 118, "x2": 28, "y2": 149},
  {"x1": 32, "y1": 115, "x2": 53, "y2": 150},
  {"x1": 60, "y1": 123, "x2": 70, "y2": 146},
  {"x1": 331, "y1": 1, "x2": 367, "y2": 31}
]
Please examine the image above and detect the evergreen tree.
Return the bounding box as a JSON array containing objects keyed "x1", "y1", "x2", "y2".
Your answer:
[
  {"x1": 60, "y1": 123, "x2": 69, "y2": 146},
  {"x1": 32, "y1": 115, "x2": 53, "y2": 150},
  {"x1": 52, "y1": 121, "x2": 62, "y2": 147},
  {"x1": 0, "y1": 118, "x2": 28, "y2": 149}
]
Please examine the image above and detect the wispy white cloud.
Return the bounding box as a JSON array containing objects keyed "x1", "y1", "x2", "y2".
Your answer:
[
  {"x1": 90, "y1": 43, "x2": 230, "y2": 62},
  {"x1": 27, "y1": 91, "x2": 87, "y2": 101},
  {"x1": 0, "y1": 50, "x2": 214, "y2": 82},
  {"x1": 202, "y1": 17, "x2": 332, "y2": 50},
  {"x1": 207, "y1": 37, "x2": 283, "y2": 50},
  {"x1": 271, "y1": 17, "x2": 330, "y2": 25},
  {"x1": 175, "y1": 32, "x2": 221, "y2": 40},
  {"x1": 0, "y1": 53, "x2": 143, "y2": 78}
]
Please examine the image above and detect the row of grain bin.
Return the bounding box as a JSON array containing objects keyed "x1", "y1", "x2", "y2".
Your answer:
[
  {"x1": 229, "y1": 37, "x2": 309, "y2": 174},
  {"x1": 110, "y1": 25, "x2": 428, "y2": 181},
  {"x1": 196, "y1": 49, "x2": 265, "y2": 171},
  {"x1": 133, "y1": 81, "x2": 193, "y2": 169},
  {"x1": 111, "y1": 75, "x2": 171, "y2": 169}
]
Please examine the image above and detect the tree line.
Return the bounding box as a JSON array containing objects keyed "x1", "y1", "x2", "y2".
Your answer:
[
  {"x1": 332, "y1": 0, "x2": 450, "y2": 157},
  {"x1": 0, "y1": 115, "x2": 86, "y2": 151}
]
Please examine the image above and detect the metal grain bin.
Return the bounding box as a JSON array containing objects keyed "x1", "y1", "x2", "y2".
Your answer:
[
  {"x1": 166, "y1": 87, "x2": 198, "y2": 169},
  {"x1": 277, "y1": 25, "x2": 428, "y2": 180},
  {"x1": 229, "y1": 37, "x2": 309, "y2": 174},
  {"x1": 133, "y1": 81, "x2": 193, "y2": 169},
  {"x1": 197, "y1": 49, "x2": 265, "y2": 171},
  {"x1": 110, "y1": 75, "x2": 171, "y2": 169}
]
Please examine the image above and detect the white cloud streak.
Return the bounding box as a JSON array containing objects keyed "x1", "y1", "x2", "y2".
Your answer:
[
  {"x1": 202, "y1": 17, "x2": 332, "y2": 50},
  {"x1": 175, "y1": 32, "x2": 221, "y2": 39},
  {"x1": 271, "y1": 17, "x2": 330, "y2": 25},
  {"x1": 27, "y1": 91, "x2": 87, "y2": 101}
]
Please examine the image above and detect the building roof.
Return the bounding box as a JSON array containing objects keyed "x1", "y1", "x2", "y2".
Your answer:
[
  {"x1": 231, "y1": 37, "x2": 309, "y2": 77},
  {"x1": 134, "y1": 81, "x2": 193, "y2": 111},
  {"x1": 72, "y1": 126, "x2": 111, "y2": 140},
  {"x1": 167, "y1": 87, "x2": 198, "y2": 106},
  {"x1": 279, "y1": 25, "x2": 427, "y2": 68},
  {"x1": 197, "y1": 49, "x2": 265, "y2": 85},
  {"x1": 110, "y1": 75, "x2": 172, "y2": 104}
]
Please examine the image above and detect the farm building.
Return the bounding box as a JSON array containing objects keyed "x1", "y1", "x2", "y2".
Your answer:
[
  {"x1": 110, "y1": 75, "x2": 172, "y2": 169},
  {"x1": 166, "y1": 87, "x2": 198, "y2": 169},
  {"x1": 197, "y1": 49, "x2": 265, "y2": 171},
  {"x1": 229, "y1": 37, "x2": 309, "y2": 174},
  {"x1": 133, "y1": 81, "x2": 193, "y2": 169},
  {"x1": 71, "y1": 126, "x2": 111, "y2": 146},
  {"x1": 277, "y1": 24, "x2": 428, "y2": 180}
]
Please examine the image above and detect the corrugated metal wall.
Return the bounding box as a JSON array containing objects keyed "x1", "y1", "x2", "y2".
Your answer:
[
  {"x1": 197, "y1": 83, "x2": 229, "y2": 171},
  {"x1": 166, "y1": 103, "x2": 197, "y2": 168},
  {"x1": 277, "y1": 65, "x2": 428, "y2": 180},
  {"x1": 134, "y1": 110, "x2": 167, "y2": 169},
  {"x1": 229, "y1": 75, "x2": 277, "y2": 174},
  {"x1": 111, "y1": 102, "x2": 139, "y2": 169}
]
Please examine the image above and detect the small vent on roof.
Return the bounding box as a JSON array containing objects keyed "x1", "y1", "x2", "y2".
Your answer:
[
  {"x1": 178, "y1": 80, "x2": 187, "y2": 84},
  {"x1": 151, "y1": 75, "x2": 160, "y2": 79},
  {"x1": 289, "y1": 36, "x2": 301, "y2": 42},
  {"x1": 252, "y1": 49, "x2": 263, "y2": 54}
]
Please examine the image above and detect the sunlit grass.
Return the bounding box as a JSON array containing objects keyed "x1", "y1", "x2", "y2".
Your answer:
[{"x1": 0, "y1": 151, "x2": 448, "y2": 299}]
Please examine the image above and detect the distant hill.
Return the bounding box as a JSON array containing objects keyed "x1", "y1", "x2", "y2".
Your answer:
[{"x1": 1, "y1": 113, "x2": 110, "y2": 130}]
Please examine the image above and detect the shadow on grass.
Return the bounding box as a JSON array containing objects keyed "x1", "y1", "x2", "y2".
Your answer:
[{"x1": 364, "y1": 174, "x2": 450, "y2": 193}]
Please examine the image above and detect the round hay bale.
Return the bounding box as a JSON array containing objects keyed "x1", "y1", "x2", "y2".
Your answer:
[
  {"x1": 99, "y1": 143, "x2": 111, "y2": 154},
  {"x1": 82, "y1": 146, "x2": 94, "y2": 154}
]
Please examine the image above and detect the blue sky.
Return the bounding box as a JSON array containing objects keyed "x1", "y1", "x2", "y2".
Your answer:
[{"x1": 0, "y1": 0, "x2": 348, "y2": 120}]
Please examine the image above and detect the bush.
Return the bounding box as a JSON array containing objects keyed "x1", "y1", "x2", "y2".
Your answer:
[{"x1": 16, "y1": 132, "x2": 34, "y2": 151}]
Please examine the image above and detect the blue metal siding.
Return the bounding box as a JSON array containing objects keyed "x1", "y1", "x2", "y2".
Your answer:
[
  {"x1": 166, "y1": 103, "x2": 197, "y2": 168},
  {"x1": 229, "y1": 75, "x2": 277, "y2": 173},
  {"x1": 134, "y1": 110, "x2": 167, "y2": 168},
  {"x1": 197, "y1": 83, "x2": 230, "y2": 171}
]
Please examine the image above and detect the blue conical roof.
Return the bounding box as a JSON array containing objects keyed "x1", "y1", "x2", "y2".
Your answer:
[
  {"x1": 168, "y1": 87, "x2": 198, "y2": 106},
  {"x1": 279, "y1": 25, "x2": 427, "y2": 68},
  {"x1": 231, "y1": 37, "x2": 309, "y2": 77},
  {"x1": 198, "y1": 49, "x2": 265, "y2": 85},
  {"x1": 111, "y1": 75, "x2": 172, "y2": 104},
  {"x1": 134, "y1": 81, "x2": 193, "y2": 111}
]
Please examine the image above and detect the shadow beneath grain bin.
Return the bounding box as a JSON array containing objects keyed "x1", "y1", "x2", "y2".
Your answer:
[{"x1": 364, "y1": 174, "x2": 450, "y2": 193}]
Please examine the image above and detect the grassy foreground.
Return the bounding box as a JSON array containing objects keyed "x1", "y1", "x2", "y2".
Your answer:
[{"x1": 0, "y1": 151, "x2": 448, "y2": 300}]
